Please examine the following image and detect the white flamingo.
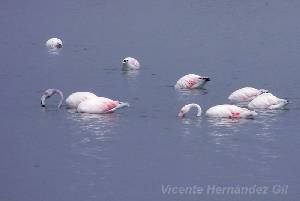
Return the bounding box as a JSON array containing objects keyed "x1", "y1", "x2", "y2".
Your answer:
[
  {"x1": 178, "y1": 103, "x2": 257, "y2": 118},
  {"x1": 248, "y1": 93, "x2": 288, "y2": 109},
  {"x1": 175, "y1": 74, "x2": 210, "y2": 89},
  {"x1": 41, "y1": 89, "x2": 97, "y2": 108},
  {"x1": 122, "y1": 57, "x2": 140, "y2": 70},
  {"x1": 65, "y1": 92, "x2": 98, "y2": 108},
  {"x1": 40, "y1": 89, "x2": 129, "y2": 114},
  {"x1": 228, "y1": 87, "x2": 268, "y2": 103},
  {"x1": 77, "y1": 97, "x2": 129, "y2": 114},
  {"x1": 46, "y1": 38, "x2": 63, "y2": 49}
]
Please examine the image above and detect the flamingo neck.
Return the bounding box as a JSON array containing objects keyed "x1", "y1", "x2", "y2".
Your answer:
[
  {"x1": 187, "y1": 104, "x2": 202, "y2": 116},
  {"x1": 55, "y1": 89, "x2": 64, "y2": 108},
  {"x1": 41, "y1": 89, "x2": 64, "y2": 108}
]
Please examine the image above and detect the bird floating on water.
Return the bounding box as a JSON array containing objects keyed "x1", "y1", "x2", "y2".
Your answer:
[
  {"x1": 175, "y1": 74, "x2": 210, "y2": 89},
  {"x1": 228, "y1": 87, "x2": 268, "y2": 103},
  {"x1": 178, "y1": 103, "x2": 257, "y2": 119},
  {"x1": 248, "y1": 93, "x2": 288, "y2": 109},
  {"x1": 122, "y1": 57, "x2": 140, "y2": 70},
  {"x1": 46, "y1": 38, "x2": 63, "y2": 49},
  {"x1": 40, "y1": 89, "x2": 129, "y2": 114}
]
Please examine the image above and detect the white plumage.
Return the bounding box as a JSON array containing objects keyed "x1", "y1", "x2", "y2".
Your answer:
[
  {"x1": 206, "y1": 104, "x2": 257, "y2": 118},
  {"x1": 41, "y1": 89, "x2": 129, "y2": 114},
  {"x1": 122, "y1": 57, "x2": 140, "y2": 70},
  {"x1": 65, "y1": 92, "x2": 97, "y2": 109},
  {"x1": 77, "y1": 97, "x2": 129, "y2": 114},
  {"x1": 46, "y1": 38, "x2": 63, "y2": 49},
  {"x1": 228, "y1": 87, "x2": 268, "y2": 103},
  {"x1": 175, "y1": 74, "x2": 210, "y2": 89},
  {"x1": 248, "y1": 93, "x2": 288, "y2": 109},
  {"x1": 178, "y1": 103, "x2": 257, "y2": 119}
]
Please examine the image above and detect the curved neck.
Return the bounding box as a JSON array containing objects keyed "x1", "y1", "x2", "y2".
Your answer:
[
  {"x1": 187, "y1": 104, "x2": 202, "y2": 116},
  {"x1": 54, "y1": 89, "x2": 64, "y2": 108},
  {"x1": 41, "y1": 89, "x2": 64, "y2": 108}
]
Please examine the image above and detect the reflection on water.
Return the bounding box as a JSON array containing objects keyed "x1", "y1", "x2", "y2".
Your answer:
[
  {"x1": 175, "y1": 88, "x2": 208, "y2": 97},
  {"x1": 47, "y1": 48, "x2": 62, "y2": 55},
  {"x1": 253, "y1": 109, "x2": 287, "y2": 145},
  {"x1": 122, "y1": 69, "x2": 140, "y2": 80},
  {"x1": 68, "y1": 112, "x2": 118, "y2": 148},
  {"x1": 180, "y1": 117, "x2": 202, "y2": 136},
  {"x1": 2, "y1": 0, "x2": 300, "y2": 199},
  {"x1": 205, "y1": 110, "x2": 286, "y2": 175},
  {"x1": 41, "y1": 106, "x2": 60, "y2": 112},
  {"x1": 69, "y1": 111, "x2": 118, "y2": 130},
  {"x1": 66, "y1": 112, "x2": 119, "y2": 180},
  {"x1": 207, "y1": 118, "x2": 245, "y2": 156},
  {"x1": 207, "y1": 117, "x2": 248, "y2": 127}
]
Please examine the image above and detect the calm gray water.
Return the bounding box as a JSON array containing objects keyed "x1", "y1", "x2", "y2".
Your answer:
[{"x1": 1, "y1": 0, "x2": 300, "y2": 200}]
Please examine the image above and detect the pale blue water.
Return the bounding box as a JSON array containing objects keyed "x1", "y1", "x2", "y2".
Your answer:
[{"x1": 0, "y1": 0, "x2": 300, "y2": 200}]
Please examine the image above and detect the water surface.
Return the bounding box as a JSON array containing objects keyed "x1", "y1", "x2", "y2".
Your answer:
[{"x1": 1, "y1": 0, "x2": 300, "y2": 200}]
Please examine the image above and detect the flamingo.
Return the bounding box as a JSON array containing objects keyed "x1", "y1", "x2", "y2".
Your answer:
[
  {"x1": 41, "y1": 89, "x2": 97, "y2": 108},
  {"x1": 40, "y1": 89, "x2": 129, "y2": 114},
  {"x1": 46, "y1": 38, "x2": 63, "y2": 49},
  {"x1": 122, "y1": 57, "x2": 140, "y2": 70},
  {"x1": 178, "y1": 103, "x2": 257, "y2": 118},
  {"x1": 175, "y1": 74, "x2": 210, "y2": 89},
  {"x1": 65, "y1": 92, "x2": 98, "y2": 108},
  {"x1": 77, "y1": 97, "x2": 130, "y2": 114},
  {"x1": 248, "y1": 93, "x2": 288, "y2": 109},
  {"x1": 228, "y1": 87, "x2": 268, "y2": 103}
]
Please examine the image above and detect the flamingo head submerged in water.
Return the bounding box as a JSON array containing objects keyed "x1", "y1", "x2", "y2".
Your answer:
[
  {"x1": 178, "y1": 103, "x2": 202, "y2": 117},
  {"x1": 41, "y1": 89, "x2": 64, "y2": 108},
  {"x1": 178, "y1": 103, "x2": 257, "y2": 119}
]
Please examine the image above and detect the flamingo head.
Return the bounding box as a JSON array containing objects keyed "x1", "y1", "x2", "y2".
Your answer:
[
  {"x1": 200, "y1": 77, "x2": 210, "y2": 81},
  {"x1": 55, "y1": 42, "x2": 63, "y2": 48},
  {"x1": 41, "y1": 89, "x2": 55, "y2": 107},
  {"x1": 122, "y1": 57, "x2": 140, "y2": 70},
  {"x1": 122, "y1": 58, "x2": 129, "y2": 64},
  {"x1": 259, "y1": 89, "x2": 269, "y2": 94},
  {"x1": 178, "y1": 105, "x2": 189, "y2": 117}
]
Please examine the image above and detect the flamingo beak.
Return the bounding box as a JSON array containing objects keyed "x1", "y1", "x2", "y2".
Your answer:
[
  {"x1": 41, "y1": 100, "x2": 46, "y2": 107},
  {"x1": 56, "y1": 43, "x2": 62, "y2": 48},
  {"x1": 41, "y1": 95, "x2": 47, "y2": 107}
]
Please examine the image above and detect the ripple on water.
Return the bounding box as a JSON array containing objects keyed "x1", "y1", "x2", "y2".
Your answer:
[
  {"x1": 122, "y1": 69, "x2": 140, "y2": 80},
  {"x1": 47, "y1": 48, "x2": 62, "y2": 55},
  {"x1": 66, "y1": 111, "x2": 119, "y2": 180},
  {"x1": 175, "y1": 88, "x2": 208, "y2": 97}
]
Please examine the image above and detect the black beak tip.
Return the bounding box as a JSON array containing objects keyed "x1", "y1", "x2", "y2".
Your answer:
[
  {"x1": 56, "y1": 44, "x2": 62, "y2": 48},
  {"x1": 41, "y1": 104, "x2": 45, "y2": 107},
  {"x1": 205, "y1": 77, "x2": 211, "y2": 81}
]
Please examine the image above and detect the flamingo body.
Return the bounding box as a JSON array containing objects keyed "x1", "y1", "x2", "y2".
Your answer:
[
  {"x1": 248, "y1": 93, "x2": 288, "y2": 109},
  {"x1": 122, "y1": 57, "x2": 140, "y2": 70},
  {"x1": 77, "y1": 97, "x2": 129, "y2": 114},
  {"x1": 65, "y1": 92, "x2": 97, "y2": 109},
  {"x1": 178, "y1": 103, "x2": 257, "y2": 119},
  {"x1": 46, "y1": 38, "x2": 63, "y2": 49},
  {"x1": 175, "y1": 74, "x2": 210, "y2": 89},
  {"x1": 206, "y1": 104, "x2": 257, "y2": 118},
  {"x1": 228, "y1": 87, "x2": 268, "y2": 103}
]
